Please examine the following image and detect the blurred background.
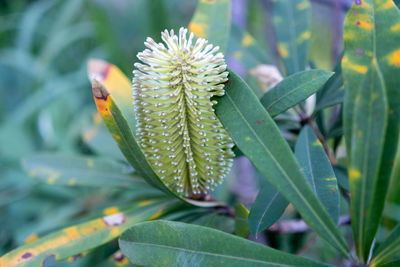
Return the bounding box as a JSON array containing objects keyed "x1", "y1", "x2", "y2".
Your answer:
[{"x1": 0, "y1": 0, "x2": 353, "y2": 264}]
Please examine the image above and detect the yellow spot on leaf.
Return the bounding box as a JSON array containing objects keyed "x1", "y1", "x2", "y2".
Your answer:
[
  {"x1": 0, "y1": 221, "x2": 108, "y2": 266},
  {"x1": 138, "y1": 200, "x2": 153, "y2": 207},
  {"x1": 242, "y1": 33, "x2": 254, "y2": 47},
  {"x1": 357, "y1": 130, "x2": 362, "y2": 138},
  {"x1": 64, "y1": 227, "x2": 80, "y2": 240},
  {"x1": 24, "y1": 234, "x2": 39, "y2": 244},
  {"x1": 233, "y1": 51, "x2": 242, "y2": 60},
  {"x1": 114, "y1": 135, "x2": 121, "y2": 140},
  {"x1": 342, "y1": 59, "x2": 368, "y2": 73},
  {"x1": 296, "y1": 31, "x2": 311, "y2": 44},
  {"x1": 87, "y1": 159, "x2": 94, "y2": 167},
  {"x1": 149, "y1": 210, "x2": 163, "y2": 220},
  {"x1": 312, "y1": 140, "x2": 322, "y2": 147},
  {"x1": 296, "y1": 1, "x2": 310, "y2": 10},
  {"x1": 245, "y1": 136, "x2": 252, "y2": 141},
  {"x1": 349, "y1": 169, "x2": 361, "y2": 179},
  {"x1": 104, "y1": 206, "x2": 119, "y2": 215},
  {"x1": 343, "y1": 31, "x2": 355, "y2": 40},
  {"x1": 278, "y1": 43, "x2": 289, "y2": 58},
  {"x1": 326, "y1": 177, "x2": 336, "y2": 181},
  {"x1": 357, "y1": 20, "x2": 373, "y2": 30},
  {"x1": 94, "y1": 94, "x2": 112, "y2": 118},
  {"x1": 201, "y1": 0, "x2": 215, "y2": 3},
  {"x1": 189, "y1": 22, "x2": 207, "y2": 38},
  {"x1": 387, "y1": 49, "x2": 400, "y2": 67},
  {"x1": 382, "y1": 0, "x2": 394, "y2": 9},
  {"x1": 391, "y1": 23, "x2": 400, "y2": 32},
  {"x1": 110, "y1": 228, "x2": 120, "y2": 236}
]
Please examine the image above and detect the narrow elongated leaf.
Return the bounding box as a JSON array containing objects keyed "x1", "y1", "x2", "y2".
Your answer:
[
  {"x1": 21, "y1": 154, "x2": 150, "y2": 190},
  {"x1": 248, "y1": 181, "x2": 288, "y2": 236},
  {"x1": 260, "y1": 70, "x2": 333, "y2": 118},
  {"x1": 119, "y1": 220, "x2": 332, "y2": 267},
  {"x1": 90, "y1": 78, "x2": 169, "y2": 192},
  {"x1": 271, "y1": 0, "x2": 311, "y2": 75},
  {"x1": 0, "y1": 200, "x2": 179, "y2": 267},
  {"x1": 214, "y1": 69, "x2": 349, "y2": 255},
  {"x1": 371, "y1": 224, "x2": 400, "y2": 266},
  {"x1": 343, "y1": 1, "x2": 400, "y2": 261},
  {"x1": 315, "y1": 57, "x2": 344, "y2": 112},
  {"x1": 188, "y1": 0, "x2": 231, "y2": 53},
  {"x1": 228, "y1": 23, "x2": 270, "y2": 69},
  {"x1": 89, "y1": 64, "x2": 221, "y2": 207},
  {"x1": 386, "y1": 132, "x2": 400, "y2": 224},
  {"x1": 333, "y1": 166, "x2": 350, "y2": 192},
  {"x1": 295, "y1": 125, "x2": 339, "y2": 224},
  {"x1": 348, "y1": 62, "x2": 388, "y2": 261}
]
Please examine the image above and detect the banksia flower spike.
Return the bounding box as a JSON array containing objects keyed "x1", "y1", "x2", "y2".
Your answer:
[{"x1": 132, "y1": 27, "x2": 234, "y2": 197}]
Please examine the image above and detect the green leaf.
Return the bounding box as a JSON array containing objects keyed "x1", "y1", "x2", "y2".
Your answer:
[
  {"x1": 119, "y1": 220, "x2": 332, "y2": 267},
  {"x1": 342, "y1": 2, "x2": 400, "y2": 261},
  {"x1": 378, "y1": 259, "x2": 400, "y2": 267},
  {"x1": 234, "y1": 203, "x2": 249, "y2": 238},
  {"x1": 271, "y1": 0, "x2": 311, "y2": 75},
  {"x1": 0, "y1": 200, "x2": 179, "y2": 267},
  {"x1": 21, "y1": 153, "x2": 152, "y2": 190},
  {"x1": 188, "y1": 0, "x2": 231, "y2": 53},
  {"x1": 347, "y1": 62, "x2": 388, "y2": 261},
  {"x1": 371, "y1": 224, "x2": 400, "y2": 266},
  {"x1": 214, "y1": 69, "x2": 349, "y2": 255},
  {"x1": 248, "y1": 180, "x2": 288, "y2": 236},
  {"x1": 386, "y1": 131, "x2": 400, "y2": 225},
  {"x1": 227, "y1": 23, "x2": 270, "y2": 69},
  {"x1": 295, "y1": 125, "x2": 340, "y2": 224},
  {"x1": 315, "y1": 57, "x2": 344, "y2": 112},
  {"x1": 260, "y1": 70, "x2": 333, "y2": 118},
  {"x1": 89, "y1": 69, "x2": 221, "y2": 207},
  {"x1": 333, "y1": 166, "x2": 350, "y2": 192}
]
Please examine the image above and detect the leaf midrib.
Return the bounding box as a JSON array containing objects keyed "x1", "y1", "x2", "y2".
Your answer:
[
  {"x1": 255, "y1": 191, "x2": 280, "y2": 234},
  {"x1": 123, "y1": 242, "x2": 313, "y2": 267},
  {"x1": 304, "y1": 128, "x2": 317, "y2": 193}
]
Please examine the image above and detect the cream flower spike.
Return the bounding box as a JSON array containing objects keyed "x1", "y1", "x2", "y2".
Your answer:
[{"x1": 132, "y1": 27, "x2": 234, "y2": 197}]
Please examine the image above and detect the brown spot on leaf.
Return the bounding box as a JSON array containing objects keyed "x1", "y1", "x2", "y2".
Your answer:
[
  {"x1": 226, "y1": 80, "x2": 231, "y2": 86},
  {"x1": 91, "y1": 79, "x2": 109, "y2": 100}
]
